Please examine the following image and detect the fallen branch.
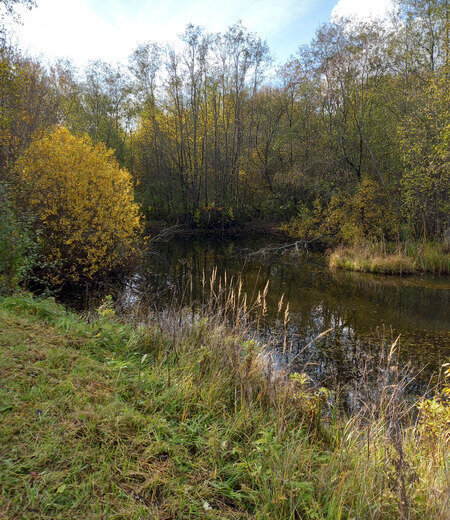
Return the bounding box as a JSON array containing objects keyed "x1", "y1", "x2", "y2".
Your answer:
[
  {"x1": 241, "y1": 233, "x2": 336, "y2": 259},
  {"x1": 148, "y1": 224, "x2": 184, "y2": 243}
]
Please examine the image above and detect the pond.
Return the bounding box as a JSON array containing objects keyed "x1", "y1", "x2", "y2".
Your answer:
[{"x1": 71, "y1": 234, "x2": 450, "y2": 395}]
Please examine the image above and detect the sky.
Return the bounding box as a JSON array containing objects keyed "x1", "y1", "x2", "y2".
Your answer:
[{"x1": 8, "y1": 0, "x2": 394, "y2": 66}]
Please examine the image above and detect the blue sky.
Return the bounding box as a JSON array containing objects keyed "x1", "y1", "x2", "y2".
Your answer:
[{"x1": 11, "y1": 0, "x2": 393, "y2": 66}]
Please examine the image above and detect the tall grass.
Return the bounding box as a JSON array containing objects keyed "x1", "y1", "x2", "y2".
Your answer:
[
  {"x1": 0, "y1": 288, "x2": 448, "y2": 519},
  {"x1": 329, "y1": 241, "x2": 450, "y2": 275}
]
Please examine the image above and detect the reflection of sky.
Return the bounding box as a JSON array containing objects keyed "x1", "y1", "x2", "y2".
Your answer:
[
  {"x1": 115, "y1": 236, "x2": 449, "y2": 393},
  {"x1": 11, "y1": 0, "x2": 393, "y2": 66}
]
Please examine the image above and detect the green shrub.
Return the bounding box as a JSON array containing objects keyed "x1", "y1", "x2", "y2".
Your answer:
[
  {"x1": 0, "y1": 182, "x2": 35, "y2": 293},
  {"x1": 193, "y1": 203, "x2": 235, "y2": 229},
  {"x1": 283, "y1": 180, "x2": 401, "y2": 244}
]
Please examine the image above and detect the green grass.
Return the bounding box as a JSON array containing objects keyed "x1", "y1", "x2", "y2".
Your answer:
[
  {"x1": 0, "y1": 293, "x2": 448, "y2": 519},
  {"x1": 329, "y1": 241, "x2": 450, "y2": 275}
]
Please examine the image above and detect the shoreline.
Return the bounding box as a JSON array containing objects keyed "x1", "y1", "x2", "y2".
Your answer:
[
  {"x1": 145, "y1": 224, "x2": 450, "y2": 277},
  {"x1": 145, "y1": 220, "x2": 291, "y2": 239},
  {"x1": 0, "y1": 292, "x2": 448, "y2": 519},
  {"x1": 329, "y1": 242, "x2": 450, "y2": 276}
]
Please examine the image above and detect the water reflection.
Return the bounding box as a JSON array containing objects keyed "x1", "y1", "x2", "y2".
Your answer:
[{"x1": 79, "y1": 235, "x2": 450, "y2": 392}]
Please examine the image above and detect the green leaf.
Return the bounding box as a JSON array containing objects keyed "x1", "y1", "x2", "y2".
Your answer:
[
  {"x1": 0, "y1": 404, "x2": 14, "y2": 414},
  {"x1": 56, "y1": 484, "x2": 67, "y2": 494}
]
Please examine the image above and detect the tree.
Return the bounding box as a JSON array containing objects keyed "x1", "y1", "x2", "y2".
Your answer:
[
  {"x1": 82, "y1": 61, "x2": 131, "y2": 166},
  {"x1": 0, "y1": 0, "x2": 35, "y2": 21},
  {"x1": 14, "y1": 127, "x2": 142, "y2": 283},
  {"x1": 395, "y1": 0, "x2": 448, "y2": 74},
  {"x1": 400, "y1": 74, "x2": 449, "y2": 237},
  {"x1": 0, "y1": 44, "x2": 62, "y2": 172}
]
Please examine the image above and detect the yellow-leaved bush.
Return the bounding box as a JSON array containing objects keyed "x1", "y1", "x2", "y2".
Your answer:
[{"x1": 15, "y1": 127, "x2": 142, "y2": 284}]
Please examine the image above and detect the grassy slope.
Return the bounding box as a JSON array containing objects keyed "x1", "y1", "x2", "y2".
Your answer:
[{"x1": 0, "y1": 294, "x2": 447, "y2": 520}]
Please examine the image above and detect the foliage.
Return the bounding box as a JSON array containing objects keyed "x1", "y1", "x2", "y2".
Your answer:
[
  {"x1": 0, "y1": 182, "x2": 35, "y2": 293},
  {"x1": 0, "y1": 0, "x2": 35, "y2": 21},
  {"x1": 284, "y1": 180, "x2": 400, "y2": 244},
  {"x1": 325, "y1": 180, "x2": 400, "y2": 243},
  {"x1": 193, "y1": 203, "x2": 235, "y2": 229},
  {"x1": 13, "y1": 127, "x2": 142, "y2": 284},
  {"x1": 124, "y1": 7, "x2": 448, "y2": 240},
  {"x1": 2, "y1": 4, "x2": 449, "y2": 245},
  {"x1": 417, "y1": 363, "x2": 450, "y2": 455},
  {"x1": 281, "y1": 200, "x2": 327, "y2": 241},
  {"x1": 0, "y1": 42, "x2": 65, "y2": 172},
  {"x1": 400, "y1": 74, "x2": 450, "y2": 237}
]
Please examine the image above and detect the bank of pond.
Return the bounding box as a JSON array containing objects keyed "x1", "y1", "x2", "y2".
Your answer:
[
  {"x1": 63, "y1": 234, "x2": 449, "y2": 395},
  {"x1": 0, "y1": 292, "x2": 448, "y2": 519},
  {"x1": 329, "y1": 240, "x2": 450, "y2": 275}
]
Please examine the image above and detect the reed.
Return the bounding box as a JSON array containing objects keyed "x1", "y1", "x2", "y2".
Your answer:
[
  {"x1": 0, "y1": 288, "x2": 448, "y2": 519},
  {"x1": 329, "y1": 241, "x2": 450, "y2": 275}
]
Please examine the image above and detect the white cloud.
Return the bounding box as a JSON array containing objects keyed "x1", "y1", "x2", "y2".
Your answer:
[
  {"x1": 10, "y1": 0, "x2": 313, "y2": 66},
  {"x1": 331, "y1": 0, "x2": 394, "y2": 21},
  {"x1": 11, "y1": 0, "x2": 119, "y2": 64}
]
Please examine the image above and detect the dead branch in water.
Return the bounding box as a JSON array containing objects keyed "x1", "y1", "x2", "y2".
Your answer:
[
  {"x1": 241, "y1": 233, "x2": 336, "y2": 259},
  {"x1": 149, "y1": 224, "x2": 184, "y2": 243}
]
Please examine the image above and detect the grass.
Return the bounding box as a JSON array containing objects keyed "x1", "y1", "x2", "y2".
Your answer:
[
  {"x1": 329, "y1": 241, "x2": 450, "y2": 275},
  {"x1": 0, "y1": 292, "x2": 448, "y2": 519}
]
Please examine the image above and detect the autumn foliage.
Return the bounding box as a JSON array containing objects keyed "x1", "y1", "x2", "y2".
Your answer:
[{"x1": 14, "y1": 127, "x2": 141, "y2": 283}]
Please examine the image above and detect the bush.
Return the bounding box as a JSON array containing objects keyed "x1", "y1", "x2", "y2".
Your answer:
[
  {"x1": 0, "y1": 182, "x2": 35, "y2": 293},
  {"x1": 193, "y1": 203, "x2": 235, "y2": 229},
  {"x1": 325, "y1": 180, "x2": 400, "y2": 244},
  {"x1": 283, "y1": 180, "x2": 400, "y2": 244},
  {"x1": 14, "y1": 127, "x2": 142, "y2": 284}
]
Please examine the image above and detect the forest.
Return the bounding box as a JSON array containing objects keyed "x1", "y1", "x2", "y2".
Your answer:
[
  {"x1": 1, "y1": 0, "x2": 449, "y2": 289},
  {"x1": 0, "y1": 1, "x2": 449, "y2": 519}
]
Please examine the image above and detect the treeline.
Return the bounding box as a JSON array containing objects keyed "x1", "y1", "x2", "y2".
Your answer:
[
  {"x1": 0, "y1": 1, "x2": 448, "y2": 278},
  {"x1": 128, "y1": 0, "x2": 448, "y2": 238}
]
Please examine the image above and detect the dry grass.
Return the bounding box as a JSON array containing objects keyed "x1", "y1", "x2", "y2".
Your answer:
[
  {"x1": 0, "y1": 292, "x2": 448, "y2": 519},
  {"x1": 329, "y1": 241, "x2": 450, "y2": 275}
]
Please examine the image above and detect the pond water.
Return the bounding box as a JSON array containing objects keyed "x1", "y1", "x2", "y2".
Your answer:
[{"x1": 72, "y1": 234, "x2": 450, "y2": 394}]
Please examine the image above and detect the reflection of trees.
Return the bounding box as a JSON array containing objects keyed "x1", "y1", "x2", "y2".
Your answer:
[{"x1": 122, "y1": 236, "x2": 448, "y2": 392}]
